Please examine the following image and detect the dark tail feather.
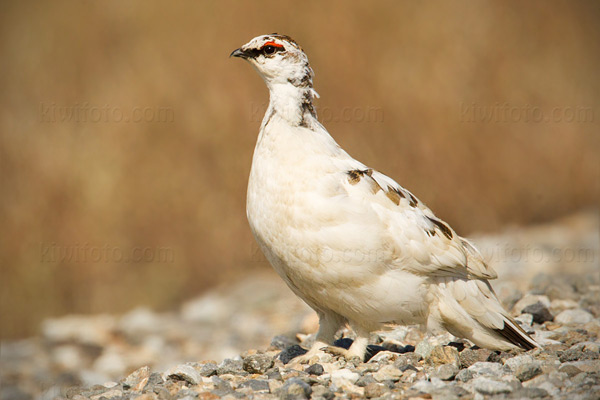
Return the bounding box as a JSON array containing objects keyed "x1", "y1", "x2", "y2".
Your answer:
[{"x1": 496, "y1": 316, "x2": 539, "y2": 351}]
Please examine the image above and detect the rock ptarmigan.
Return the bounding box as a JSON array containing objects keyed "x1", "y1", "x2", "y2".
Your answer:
[{"x1": 231, "y1": 34, "x2": 539, "y2": 362}]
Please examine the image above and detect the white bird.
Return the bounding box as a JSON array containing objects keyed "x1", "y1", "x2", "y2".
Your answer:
[{"x1": 231, "y1": 34, "x2": 539, "y2": 362}]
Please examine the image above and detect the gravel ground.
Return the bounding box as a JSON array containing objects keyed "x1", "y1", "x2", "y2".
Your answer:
[{"x1": 1, "y1": 211, "x2": 598, "y2": 400}]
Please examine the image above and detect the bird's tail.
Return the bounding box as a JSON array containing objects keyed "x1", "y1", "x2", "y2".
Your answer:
[{"x1": 428, "y1": 277, "x2": 540, "y2": 351}]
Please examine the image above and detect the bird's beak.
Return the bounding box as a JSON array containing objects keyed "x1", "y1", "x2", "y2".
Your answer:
[{"x1": 230, "y1": 48, "x2": 248, "y2": 59}]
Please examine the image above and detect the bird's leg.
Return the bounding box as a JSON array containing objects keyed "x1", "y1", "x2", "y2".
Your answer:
[
  {"x1": 322, "y1": 324, "x2": 370, "y2": 362},
  {"x1": 290, "y1": 311, "x2": 344, "y2": 364}
]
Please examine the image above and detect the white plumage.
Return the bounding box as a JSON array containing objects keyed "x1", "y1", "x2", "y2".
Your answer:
[{"x1": 231, "y1": 34, "x2": 539, "y2": 361}]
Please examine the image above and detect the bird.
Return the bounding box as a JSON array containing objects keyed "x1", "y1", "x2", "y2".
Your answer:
[{"x1": 230, "y1": 33, "x2": 539, "y2": 362}]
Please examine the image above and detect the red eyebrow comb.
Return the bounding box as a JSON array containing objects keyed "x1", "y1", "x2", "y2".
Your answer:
[{"x1": 263, "y1": 41, "x2": 284, "y2": 48}]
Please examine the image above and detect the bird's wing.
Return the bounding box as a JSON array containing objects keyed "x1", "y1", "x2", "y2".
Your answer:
[{"x1": 339, "y1": 165, "x2": 497, "y2": 280}]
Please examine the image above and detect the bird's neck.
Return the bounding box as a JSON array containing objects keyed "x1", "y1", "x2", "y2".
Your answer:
[{"x1": 265, "y1": 81, "x2": 318, "y2": 128}]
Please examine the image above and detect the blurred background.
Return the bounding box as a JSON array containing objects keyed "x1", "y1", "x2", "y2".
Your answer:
[{"x1": 1, "y1": 0, "x2": 599, "y2": 340}]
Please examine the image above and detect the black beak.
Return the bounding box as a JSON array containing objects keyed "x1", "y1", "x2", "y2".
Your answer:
[{"x1": 230, "y1": 48, "x2": 248, "y2": 59}]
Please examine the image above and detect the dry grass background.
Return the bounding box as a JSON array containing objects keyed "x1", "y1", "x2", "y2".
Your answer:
[{"x1": 1, "y1": 0, "x2": 598, "y2": 338}]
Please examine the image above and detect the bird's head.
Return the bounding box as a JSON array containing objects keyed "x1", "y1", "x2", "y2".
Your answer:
[{"x1": 230, "y1": 34, "x2": 314, "y2": 89}]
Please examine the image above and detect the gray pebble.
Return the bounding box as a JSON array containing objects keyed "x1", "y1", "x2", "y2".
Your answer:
[
  {"x1": 355, "y1": 373, "x2": 376, "y2": 387},
  {"x1": 558, "y1": 363, "x2": 582, "y2": 377},
  {"x1": 278, "y1": 378, "x2": 312, "y2": 400},
  {"x1": 432, "y1": 364, "x2": 459, "y2": 381},
  {"x1": 522, "y1": 302, "x2": 554, "y2": 324},
  {"x1": 238, "y1": 379, "x2": 270, "y2": 392},
  {"x1": 467, "y1": 361, "x2": 505, "y2": 378},
  {"x1": 310, "y1": 385, "x2": 334, "y2": 400},
  {"x1": 270, "y1": 335, "x2": 298, "y2": 350},
  {"x1": 455, "y1": 368, "x2": 474, "y2": 382},
  {"x1": 217, "y1": 359, "x2": 247, "y2": 376},
  {"x1": 471, "y1": 377, "x2": 513, "y2": 395},
  {"x1": 305, "y1": 363, "x2": 324, "y2": 376},
  {"x1": 243, "y1": 353, "x2": 273, "y2": 374},
  {"x1": 199, "y1": 362, "x2": 218, "y2": 377},
  {"x1": 211, "y1": 376, "x2": 233, "y2": 396},
  {"x1": 515, "y1": 362, "x2": 543, "y2": 381}
]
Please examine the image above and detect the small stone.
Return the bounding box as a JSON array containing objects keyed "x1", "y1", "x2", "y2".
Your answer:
[
  {"x1": 355, "y1": 374, "x2": 377, "y2": 387},
  {"x1": 217, "y1": 359, "x2": 247, "y2": 376},
  {"x1": 558, "y1": 363, "x2": 582, "y2": 377},
  {"x1": 410, "y1": 377, "x2": 449, "y2": 393},
  {"x1": 394, "y1": 353, "x2": 421, "y2": 369},
  {"x1": 270, "y1": 335, "x2": 298, "y2": 350},
  {"x1": 278, "y1": 378, "x2": 311, "y2": 400},
  {"x1": 242, "y1": 354, "x2": 273, "y2": 374},
  {"x1": 148, "y1": 372, "x2": 164, "y2": 386},
  {"x1": 555, "y1": 309, "x2": 594, "y2": 324},
  {"x1": 471, "y1": 377, "x2": 513, "y2": 395},
  {"x1": 455, "y1": 368, "x2": 474, "y2": 382},
  {"x1": 372, "y1": 365, "x2": 403, "y2": 382},
  {"x1": 570, "y1": 341, "x2": 600, "y2": 353},
  {"x1": 513, "y1": 295, "x2": 551, "y2": 314},
  {"x1": 426, "y1": 345, "x2": 460, "y2": 367},
  {"x1": 90, "y1": 389, "x2": 123, "y2": 400},
  {"x1": 364, "y1": 382, "x2": 387, "y2": 398},
  {"x1": 550, "y1": 299, "x2": 579, "y2": 311},
  {"x1": 278, "y1": 345, "x2": 307, "y2": 364},
  {"x1": 199, "y1": 363, "x2": 218, "y2": 377},
  {"x1": 123, "y1": 366, "x2": 151, "y2": 390},
  {"x1": 432, "y1": 364, "x2": 458, "y2": 381},
  {"x1": 515, "y1": 362, "x2": 543, "y2": 381},
  {"x1": 331, "y1": 368, "x2": 360, "y2": 386},
  {"x1": 504, "y1": 354, "x2": 534, "y2": 371},
  {"x1": 414, "y1": 340, "x2": 435, "y2": 359},
  {"x1": 211, "y1": 376, "x2": 233, "y2": 396},
  {"x1": 310, "y1": 385, "x2": 334, "y2": 400},
  {"x1": 562, "y1": 360, "x2": 600, "y2": 373},
  {"x1": 522, "y1": 302, "x2": 554, "y2": 324},
  {"x1": 266, "y1": 368, "x2": 282, "y2": 381},
  {"x1": 513, "y1": 387, "x2": 549, "y2": 398},
  {"x1": 305, "y1": 363, "x2": 324, "y2": 376},
  {"x1": 459, "y1": 348, "x2": 492, "y2": 368},
  {"x1": 467, "y1": 361, "x2": 505, "y2": 378},
  {"x1": 237, "y1": 379, "x2": 270, "y2": 392},
  {"x1": 165, "y1": 364, "x2": 202, "y2": 385}
]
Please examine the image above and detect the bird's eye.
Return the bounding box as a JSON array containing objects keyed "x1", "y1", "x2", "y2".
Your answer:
[{"x1": 263, "y1": 45, "x2": 276, "y2": 55}]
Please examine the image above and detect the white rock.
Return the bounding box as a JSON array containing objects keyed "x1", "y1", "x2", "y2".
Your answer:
[
  {"x1": 165, "y1": 363, "x2": 203, "y2": 385},
  {"x1": 331, "y1": 368, "x2": 360, "y2": 385},
  {"x1": 555, "y1": 309, "x2": 594, "y2": 324},
  {"x1": 468, "y1": 362, "x2": 505, "y2": 378},
  {"x1": 367, "y1": 350, "x2": 399, "y2": 364},
  {"x1": 504, "y1": 355, "x2": 535, "y2": 371}
]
